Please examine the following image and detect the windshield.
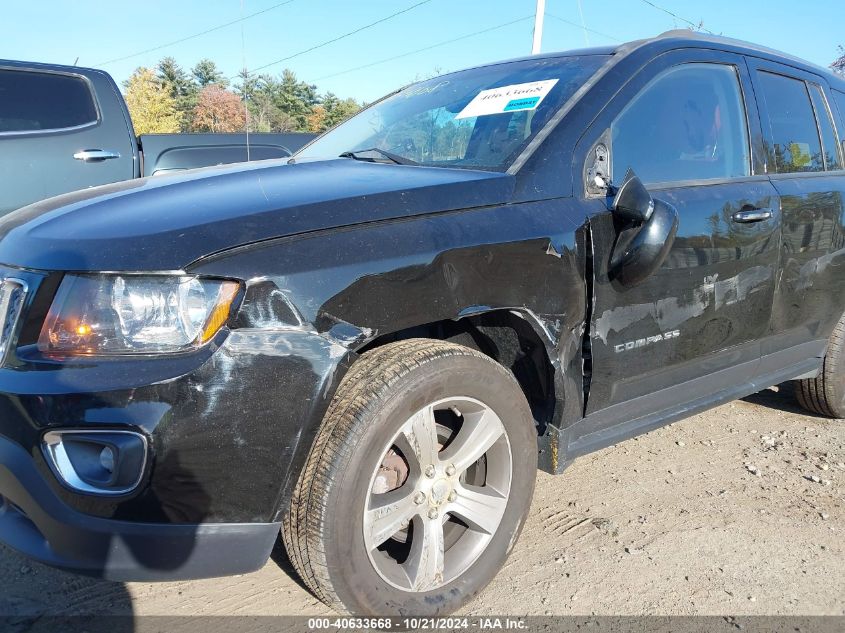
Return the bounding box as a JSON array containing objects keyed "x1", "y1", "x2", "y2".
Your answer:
[{"x1": 296, "y1": 55, "x2": 609, "y2": 171}]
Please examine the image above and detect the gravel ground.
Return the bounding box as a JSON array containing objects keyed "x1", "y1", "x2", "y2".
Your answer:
[{"x1": 2, "y1": 386, "x2": 843, "y2": 618}]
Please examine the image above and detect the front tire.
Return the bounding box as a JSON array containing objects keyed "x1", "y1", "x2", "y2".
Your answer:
[
  {"x1": 282, "y1": 339, "x2": 537, "y2": 615},
  {"x1": 794, "y1": 313, "x2": 845, "y2": 418}
]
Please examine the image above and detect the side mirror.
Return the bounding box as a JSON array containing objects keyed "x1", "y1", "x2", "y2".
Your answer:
[
  {"x1": 609, "y1": 199, "x2": 679, "y2": 286},
  {"x1": 607, "y1": 169, "x2": 679, "y2": 287},
  {"x1": 611, "y1": 169, "x2": 654, "y2": 224}
]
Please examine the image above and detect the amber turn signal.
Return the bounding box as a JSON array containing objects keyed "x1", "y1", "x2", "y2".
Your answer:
[{"x1": 199, "y1": 281, "x2": 240, "y2": 343}]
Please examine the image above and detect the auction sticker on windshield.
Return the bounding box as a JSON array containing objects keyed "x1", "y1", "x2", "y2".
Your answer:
[{"x1": 456, "y1": 79, "x2": 559, "y2": 119}]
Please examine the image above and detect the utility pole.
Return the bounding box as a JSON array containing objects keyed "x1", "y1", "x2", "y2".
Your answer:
[{"x1": 532, "y1": 0, "x2": 546, "y2": 55}]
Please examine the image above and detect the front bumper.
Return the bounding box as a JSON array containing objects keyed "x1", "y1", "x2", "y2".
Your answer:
[
  {"x1": 0, "y1": 264, "x2": 353, "y2": 581},
  {"x1": 0, "y1": 324, "x2": 345, "y2": 580},
  {"x1": 0, "y1": 434, "x2": 279, "y2": 581}
]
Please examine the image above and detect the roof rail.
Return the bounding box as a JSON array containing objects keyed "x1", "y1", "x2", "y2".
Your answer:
[{"x1": 650, "y1": 29, "x2": 834, "y2": 76}]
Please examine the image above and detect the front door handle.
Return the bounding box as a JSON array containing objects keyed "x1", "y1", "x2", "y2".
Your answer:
[
  {"x1": 73, "y1": 149, "x2": 121, "y2": 162},
  {"x1": 732, "y1": 208, "x2": 773, "y2": 223}
]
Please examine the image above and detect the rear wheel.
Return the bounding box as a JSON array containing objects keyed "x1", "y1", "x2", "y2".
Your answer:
[
  {"x1": 282, "y1": 339, "x2": 537, "y2": 615},
  {"x1": 794, "y1": 313, "x2": 845, "y2": 418}
]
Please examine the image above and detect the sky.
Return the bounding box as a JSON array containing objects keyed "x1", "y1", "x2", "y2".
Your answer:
[{"x1": 2, "y1": 0, "x2": 843, "y2": 103}]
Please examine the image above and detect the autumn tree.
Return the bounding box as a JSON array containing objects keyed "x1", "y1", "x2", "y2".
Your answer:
[
  {"x1": 123, "y1": 67, "x2": 181, "y2": 134},
  {"x1": 306, "y1": 105, "x2": 327, "y2": 133},
  {"x1": 306, "y1": 93, "x2": 361, "y2": 133},
  {"x1": 192, "y1": 85, "x2": 246, "y2": 132},
  {"x1": 147, "y1": 57, "x2": 361, "y2": 133},
  {"x1": 832, "y1": 45, "x2": 845, "y2": 76}
]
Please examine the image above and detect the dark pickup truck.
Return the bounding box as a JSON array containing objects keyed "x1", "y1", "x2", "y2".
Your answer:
[
  {"x1": 0, "y1": 31, "x2": 843, "y2": 617},
  {"x1": 0, "y1": 59, "x2": 315, "y2": 215}
]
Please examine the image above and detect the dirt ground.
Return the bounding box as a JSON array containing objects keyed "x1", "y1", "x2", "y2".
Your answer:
[{"x1": 2, "y1": 386, "x2": 843, "y2": 618}]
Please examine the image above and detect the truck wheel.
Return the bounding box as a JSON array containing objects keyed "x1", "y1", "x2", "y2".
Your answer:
[
  {"x1": 795, "y1": 314, "x2": 845, "y2": 418},
  {"x1": 282, "y1": 338, "x2": 537, "y2": 616}
]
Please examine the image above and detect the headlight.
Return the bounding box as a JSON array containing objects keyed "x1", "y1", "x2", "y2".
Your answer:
[{"x1": 38, "y1": 274, "x2": 240, "y2": 355}]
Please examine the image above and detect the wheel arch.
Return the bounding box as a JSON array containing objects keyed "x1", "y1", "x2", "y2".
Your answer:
[
  {"x1": 266, "y1": 307, "x2": 570, "y2": 522},
  {"x1": 355, "y1": 308, "x2": 560, "y2": 437}
]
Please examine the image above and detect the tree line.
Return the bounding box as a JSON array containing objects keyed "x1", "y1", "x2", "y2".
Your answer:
[
  {"x1": 124, "y1": 57, "x2": 362, "y2": 135},
  {"x1": 123, "y1": 46, "x2": 845, "y2": 137}
]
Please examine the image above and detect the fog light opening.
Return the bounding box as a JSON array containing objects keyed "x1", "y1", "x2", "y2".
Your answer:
[{"x1": 42, "y1": 430, "x2": 147, "y2": 496}]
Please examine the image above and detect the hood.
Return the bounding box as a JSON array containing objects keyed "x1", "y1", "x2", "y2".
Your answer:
[{"x1": 0, "y1": 158, "x2": 513, "y2": 272}]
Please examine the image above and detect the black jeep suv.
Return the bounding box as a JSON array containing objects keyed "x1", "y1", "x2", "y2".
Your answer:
[{"x1": 0, "y1": 31, "x2": 843, "y2": 616}]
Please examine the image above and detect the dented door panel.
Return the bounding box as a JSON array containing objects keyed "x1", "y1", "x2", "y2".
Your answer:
[
  {"x1": 744, "y1": 56, "x2": 845, "y2": 353},
  {"x1": 586, "y1": 180, "x2": 781, "y2": 412},
  {"x1": 569, "y1": 46, "x2": 781, "y2": 415},
  {"x1": 766, "y1": 175, "x2": 845, "y2": 352}
]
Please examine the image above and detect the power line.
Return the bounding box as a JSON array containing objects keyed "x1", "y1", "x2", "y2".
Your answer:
[
  {"x1": 251, "y1": 0, "x2": 433, "y2": 72},
  {"x1": 546, "y1": 13, "x2": 621, "y2": 42},
  {"x1": 637, "y1": 0, "x2": 714, "y2": 34},
  {"x1": 314, "y1": 15, "x2": 534, "y2": 82},
  {"x1": 576, "y1": 0, "x2": 590, "y2": 46},
  {"x1": 95, "y1": 0, "x2": 298, "y2": 66}
]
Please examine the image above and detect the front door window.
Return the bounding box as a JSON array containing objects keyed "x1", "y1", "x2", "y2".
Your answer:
[{"x1": 611, "y1": 63, "x2": 751, "y2": 184}]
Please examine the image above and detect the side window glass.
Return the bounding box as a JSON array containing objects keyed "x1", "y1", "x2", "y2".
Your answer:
[
  {"x1": 810, "y1": 85, "x2": 843, "y2": 170},
  {"x1": 0, "y1": 69, "x2": 98, "y2": 134},
  {"x1": 611, "y1": 63, "x2": 751, "y2": 184},
  {"x1": 833, "y1": 90, "x2": 845, "y2": 134},
  {"x1": 758, "y1": 72, "x2": 823, "y2": 173}
]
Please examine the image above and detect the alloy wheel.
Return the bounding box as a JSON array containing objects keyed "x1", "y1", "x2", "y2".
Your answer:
[{"x1": 363, "y1": 396, "x2": 512, "y2": 592}]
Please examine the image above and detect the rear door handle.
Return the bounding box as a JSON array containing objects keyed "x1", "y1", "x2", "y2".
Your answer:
[
  {"x1": 73, "y1": 149, "x2": 121, "y2": 162},
  {"x1": 732, "y1": 208, "x2": 773, "y2": 223}
]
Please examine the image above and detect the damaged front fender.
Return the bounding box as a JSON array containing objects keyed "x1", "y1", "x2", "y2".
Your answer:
[{"x1": 192, "y1": 199, "x2": 591, "y2": 485}]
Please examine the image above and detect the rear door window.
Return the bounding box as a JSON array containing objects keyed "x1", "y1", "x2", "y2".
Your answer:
[
  {"x1": 611, "y1": 63, "x2": 751, "y2": 184},
  {"x1": 0, "y1": 69, "x2": 98, "y2": 133},
  {"x1": 833, "y1": 90, "x2": 845, "y2": 129},
  {"x1": 809, "y1": 85, "x2": 843, "y2": 170},
  {"x1": 836, "y1": 90, "x2": 845, "y2": 161},
  {"x1": 757, "y1": 72, "x2": 824, "y2": 173}
]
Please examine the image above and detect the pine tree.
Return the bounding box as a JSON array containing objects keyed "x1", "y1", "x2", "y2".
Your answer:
[
  {"x1": 191, "y1": 59, "x2": 227, "y2": 88},
  {"x1": 157, "y1": 57, "x2": 198, "y2": 131}
]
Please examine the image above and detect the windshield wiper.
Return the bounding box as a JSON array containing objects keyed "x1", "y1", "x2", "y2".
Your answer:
[{"x1": 339, "y1": 148, "x2": 418, "y2": 166}]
